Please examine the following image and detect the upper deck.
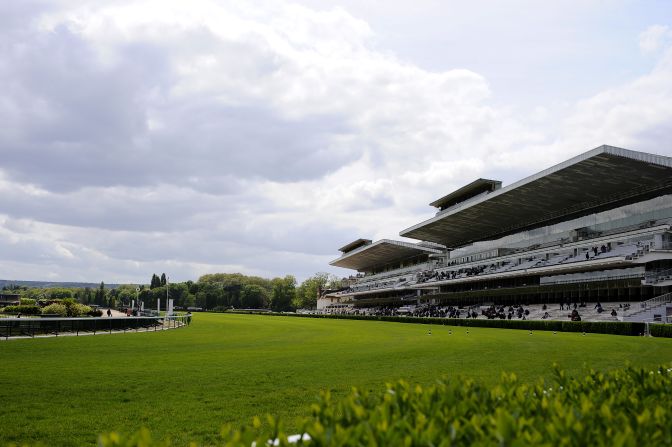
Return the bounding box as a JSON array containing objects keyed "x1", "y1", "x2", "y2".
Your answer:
[{"x1": 400, "y1": 146, "x2": 672, "y2": 247}]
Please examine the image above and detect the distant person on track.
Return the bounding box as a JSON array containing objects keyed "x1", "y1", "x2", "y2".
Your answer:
[{"x1": 106, "y1": 308, "x2": 112, "y2": 317}]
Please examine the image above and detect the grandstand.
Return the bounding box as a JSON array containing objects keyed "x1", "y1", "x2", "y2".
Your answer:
[{"x1": 323, "y1": 146, "x2": 672, "y2": 322}]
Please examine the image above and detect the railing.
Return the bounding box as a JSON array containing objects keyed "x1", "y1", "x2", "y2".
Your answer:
[
  {"x1": 624, "y1": 292, "x2": 672, "y2": 320},
  {"x1": 639, "y1": 292, "x2": 672, "y2": 309},
  {"x1": 657, "y1": 241, "x2": 672, "y2": 250},
  {"x1": 644, "y1": 268, "x2": 672, "y2": 284},
  {"x1": 444, "y1": 224, "x2": 664, "y2": 273},
  {"x1": 357, "y1": 262, "x2": 436, "y2": 283},
  {"x1": 0, "y1": 314, "x2": 192, "y2": 340},
  {"x1": 540, "y1": 271, "x2": 644, "y2": 285}
]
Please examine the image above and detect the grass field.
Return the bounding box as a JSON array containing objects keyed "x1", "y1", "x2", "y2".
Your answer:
[{"x1": 1, "y1": 313, "x2": 672, "y2": 446}]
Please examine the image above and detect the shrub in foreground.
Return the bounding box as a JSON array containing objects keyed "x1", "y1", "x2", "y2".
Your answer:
[{"x1": 98, "y1": 364, "x2": 672, "y2": 446}]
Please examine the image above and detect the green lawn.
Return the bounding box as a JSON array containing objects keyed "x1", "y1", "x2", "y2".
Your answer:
[{"x1": 1, "y1": 313, "x2": 672, "y2": 446}]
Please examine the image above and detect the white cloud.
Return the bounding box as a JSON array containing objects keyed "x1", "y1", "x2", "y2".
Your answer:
[
  {"x1": 0, "y1": 3, "x2": 671, "y2": 283},
  {"x1": 639, "y1": 25, "x2": 672, "y2": 54}
]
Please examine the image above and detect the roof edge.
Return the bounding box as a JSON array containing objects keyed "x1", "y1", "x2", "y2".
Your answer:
[
  {"x1": 429, "y1": 178, "x2": 501, "y2": 209},
  {"x1": 399, "y1": 145, "x2": 672, "y2": 240},
  {"x1": 329, "y1": 238, "x2": 444, "y2": 267}
]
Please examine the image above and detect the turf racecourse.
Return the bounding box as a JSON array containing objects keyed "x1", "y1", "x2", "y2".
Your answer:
[{"x1": 1, "y1": 313, "x2": 672, "y2": 446}]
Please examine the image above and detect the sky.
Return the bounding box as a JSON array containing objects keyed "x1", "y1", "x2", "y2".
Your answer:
[{"x1": 0, "y1": 0, "x2": 671, "y2": 284}]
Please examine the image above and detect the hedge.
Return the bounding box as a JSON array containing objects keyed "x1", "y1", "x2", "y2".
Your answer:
[
  {"x1": 98, "y1": 364, "x2": 672, "y2": 446},
  {"x1": 229, "y1": 311, "x2": 653, "y2": 337},
  {"x1": 650, "y1": 323, "x2": 672, "y2": 338},
  {"x1": 1, "y1": 304, "x2": 41, "y2": 315}
]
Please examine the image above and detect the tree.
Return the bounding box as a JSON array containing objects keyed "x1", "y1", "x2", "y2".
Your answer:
[
  {"x1": 160, "y1": 273, "x2": 167, "y2": 287},
  {"x1": 168, "y1": 283, "x2": 191, "y2": 308},
  {"x1": 94, "y1": 282, "x2": 106, "y2": 306},
  {"x1": 107, "y1": 288, "x2": 117, "y2": 308},
  {"x1": 21, "y1": 288, "x2": 45, "y2": 301},
  {"x1": 294, "y1": 273, "x2": 340, "y2": 309},
  {"x1": 48, "y1": 288, "x2": 73, "y2": 300},
  {"x1": 150, "y1": 286, "x2": 166, "y2": 309},
  {"x1": 150, "y1": 274, "x2": 161, "y2": 289},
  {"x1": 195, "y1": 282, "x2": 222, "y2": 310},
  {"x1": 82, "y1": 287, "x2": 93, "y2": 304},
  {"x1": 271, "y1": 275, "x2": 296, "y2": 312},
  {"x1": 138, "y1": 288, "x2": 152, "y2": 308},
  {"x1": 240, "y1": 284, "x2": 268, "y2": 309},
  {"x1": 115, "y1": 285, "x2": 136, "y2": 307}
]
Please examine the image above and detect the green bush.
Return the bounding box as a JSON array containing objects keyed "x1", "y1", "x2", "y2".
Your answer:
[
  {"x1": 41, "y1": 300, "x2": 93, "y2": 317},
  {"x1": 99, "y1": 365, "x2": 672, "y2": 446},
  {"x1": 70, "y1": 303, "x2": 92, "y2": 317},
  {"x1": 1, "y1": 304, "x2": 41, "y2": 315},
  {"x1": 650, "y1": 324, "x2": 672, "y2": 338},
  {"x1": 41, "y1": 302, "x2": 67, "y2": 316},
  {"x1": 19, "y1": 297, "x2": 36, "y2": 305}
]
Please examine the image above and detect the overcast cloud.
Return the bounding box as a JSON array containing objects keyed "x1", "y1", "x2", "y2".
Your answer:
[{"x1": 0, "y1": 0, "x2": 671, "y2": 283}]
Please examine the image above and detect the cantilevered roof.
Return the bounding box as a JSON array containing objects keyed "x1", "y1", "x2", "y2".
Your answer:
[
  {"x1": 330, "y1": 239, "x2": 444, "y2": 271},
  {"x1": 400, "y1": 145, "x2": 672, "y2": 247},
  {"x1": 430, "y1": 178, "x2": 501, "y2": 210},
  {"x1": 339, "y1": 238, "x2": 372, "y2": 253}
]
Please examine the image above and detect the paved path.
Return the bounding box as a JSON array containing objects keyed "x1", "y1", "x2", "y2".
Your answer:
[{"x1": 102, "y1": 309, "x2": 127, "y2": 317}]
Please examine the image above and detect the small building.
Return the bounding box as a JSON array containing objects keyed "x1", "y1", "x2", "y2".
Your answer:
[{"x1": 0, "y1": 293, "x2": 21, "y2": 307}]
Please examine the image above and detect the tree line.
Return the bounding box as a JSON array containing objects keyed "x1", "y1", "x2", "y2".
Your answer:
[{"x1": 3, "y1": 272, "x2": 343, "y2": 311}]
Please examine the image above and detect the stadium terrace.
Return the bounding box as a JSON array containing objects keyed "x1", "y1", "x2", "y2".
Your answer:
[{"x1": 323, "y1": 145, "x2": 672, "y2": 321}]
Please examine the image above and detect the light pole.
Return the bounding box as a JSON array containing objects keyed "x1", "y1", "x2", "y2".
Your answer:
[{"x1": 166, "y1": 275, "x2": 169, "y2": 316}]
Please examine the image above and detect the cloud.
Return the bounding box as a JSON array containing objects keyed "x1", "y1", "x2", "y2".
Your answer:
[
  {"x1": 0, "y1": 3, "x2": 671, "y2": 283},
  {"x1": 0, "y1": 3, "x2": 365, "y2": 192},
  {"x1": 639, "y1": 25, "x2": 672, "y2": 54}
]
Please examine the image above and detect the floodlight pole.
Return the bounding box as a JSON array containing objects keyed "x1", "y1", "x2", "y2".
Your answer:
[{"x1": 166, "y1": 276, "x2": 169, "y2": 316}]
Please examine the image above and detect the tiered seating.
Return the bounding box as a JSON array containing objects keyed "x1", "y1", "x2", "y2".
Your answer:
[
  {"x1": 356, "y1": 261, "x2": 435, "y2": 284},
  {"x1": 337, "y1": 235, "x2": 655, "y2": 295},
  {"x1": 538, "y1": 253, "x2": 572, "y2": 267},
  {"x1": 507, "y1": 257, "x2": 543, "y2": 272},
  {"x1": 340, "y1": 272, "x2": 417, "y2": 294},
  {"x1": 416, "y1": 238, "x2": 650, "y2": 287},
  {"x1": 644, "y1": 268, "x2": 672, "y2": 285},
  {"x1": 329, "y1": 301, "x2": 637, "y2": 322}
]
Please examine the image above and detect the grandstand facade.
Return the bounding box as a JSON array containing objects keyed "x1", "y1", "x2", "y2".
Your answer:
[{"x1": 323, "y1": 146, "x2": 672, "y2": 317}]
